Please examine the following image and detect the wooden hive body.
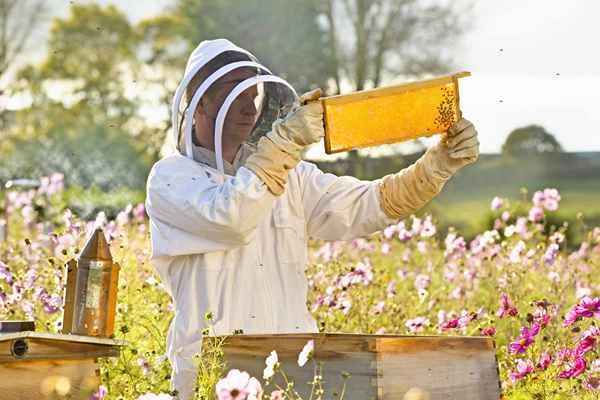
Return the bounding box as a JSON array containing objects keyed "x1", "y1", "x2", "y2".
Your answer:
[
  {"x1": 0, "y1": 331, "x2": 126, "y2": 400},
  {"x1": 207, "y1": 333, "x2": 500, "y2": 400}
]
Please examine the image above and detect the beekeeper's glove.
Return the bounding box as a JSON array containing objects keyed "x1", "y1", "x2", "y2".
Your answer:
[
  {"x1": 245, "y1": 88, "x2": 324, "y2": 195},
  {"x1": 378, "y1": 118, "x2": 480, "y2": 219}
]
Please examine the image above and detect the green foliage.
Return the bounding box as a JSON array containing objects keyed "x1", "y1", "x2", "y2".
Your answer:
[
  {"x1": 0, "y1": 125, "x2": 150, "y2": 191},
  {"x1": 502, "y1": 125, "x2": 564, "y2": 157},
  {"x1": 175, "y1": 0, "x2": 335, "y2": 92}
]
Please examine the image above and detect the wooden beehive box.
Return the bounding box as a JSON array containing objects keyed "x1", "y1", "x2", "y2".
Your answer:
[
  {"x1": 209, "y1": 333, "x2": 500, "y2": 400},
  {"x1": 0, "y1": 331, "x2": 126, "y2": 399}
]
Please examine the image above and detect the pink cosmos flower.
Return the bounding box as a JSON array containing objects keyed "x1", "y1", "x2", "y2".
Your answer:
[
  {"x1": 397, "y1": 221, "x2": 413, "y2": 241},
  {"x1": 509, "y1": 324, "x2": 540, "y2": 354},
  {"x1": 133, "y1": 203, "x2": 146, "y2": 221},
  {"x1": 537, "y1": 353, "x2": 552, "y2": 371},
  {"x1": 558, "y1": 357, "x2": 586, "y2": 379},
  {"x1": 584, "y1": 375, "x2": 600, "y2": 392},
  {"x1": 528, "y1": 206, "x2": 544, "y2": 223},
  {"x1": 420, "y1": 216, "x2": 436, "y2": 238},
  {"x1": 480, "y1": 327, "x2": 497, "y2": 337},
  {"x1": 497, "y1": 293, "x2": 518, "y2": 318},
  {"x1": 563, "y1": 296, "x2": 600, "y2": 326},
  {"x1": 381, "y1": 243, "x2": 391, "y2": 254},
  {"x1": 532, "y1": 188, "x2": 561, "y2": 211},
  {"x1": 386, "y1": 281, "x2": 397, "y2": 298},
  {"x1": 575, "y1": 336, "x2": 596, "y2": 356},
  {"x1": 216, "y1": 370, "x2": 263, "y2": 400},
  {"x1": 383, "y1": 224, "x2": 397, "y2": 239},
  {"x1": 510, "y1": 359, "x2": 534, "y2": 383},
  {"x1": 414, "y1": 274, "x2": 430, "y2": 290},
  {"x1": 90, "y1": 385, "x2": 108, "y2": 400},
  {"x1": 555, "y1": 348, "x2": 573, "y2": 367},
  {"x1": 576, "y1": 296, "x2": 600, "y2": 318},
  {"x1": 490, "y1": 196, "x2": 504, "y2": 210},
  {"x1": 509, "y1": 241, "x2": 526, "y2": 263},
  {"x1": 372, "y1": 301, "x2": 385, "y2": 314},
  {"x1": 543, "y1": 243, "x2": 560, "y2": 265},
  {"x1": 444, "y1": 233, "x2": 466, "y2": 258},
  {"x1": 532, "y1": 305, "x2": 551, "y2": 328},
  {"x1": 405, "y1": 317, "x2": 430, "y2": 333},
  {"x1": 137, "y1": 357, "x2": 150, "y2": 376},
  {"x1": 270, "y1": 390, "x2": 284, "y2": 400},
  {"x1": 440, "y1": 318, "x2": 459, "y2": 332}
]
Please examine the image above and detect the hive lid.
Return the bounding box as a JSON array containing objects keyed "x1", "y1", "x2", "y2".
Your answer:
[
  {"x1": 0, "y1": 331, "x2": 127, "y2": 346},
  {"x1": 79, "y1": 228, "x2": 112, "y2": 261}
]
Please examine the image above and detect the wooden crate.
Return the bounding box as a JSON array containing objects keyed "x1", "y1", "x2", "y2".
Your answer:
[
  {"x1": 208, "y1": 333, "x2": 500, "y2": 400},
  {"x1": 0, "y1": 331, "x2": 126, "y2": 400}
]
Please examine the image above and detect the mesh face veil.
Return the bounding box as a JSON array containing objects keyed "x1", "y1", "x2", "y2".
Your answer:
[{"x1": 172, "y1": 39, "x2": 297, "y2": 175}]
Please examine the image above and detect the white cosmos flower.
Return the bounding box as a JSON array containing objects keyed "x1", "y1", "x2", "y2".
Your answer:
[
  {"x1": 298, "y1": 340, "x2": 314, "y2": 367},
  {"x1": 263, "y1": 350, "x2": 278, "y2": 380}
]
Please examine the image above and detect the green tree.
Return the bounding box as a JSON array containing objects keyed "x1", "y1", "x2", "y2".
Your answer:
[
  {"x1": 321, "y1": 0, "x2": 472, "y2": 93},
  {"x1": 12, "y1": 4, "x2": 138, "y2": 136},
  {"x1": 0, "y1": 0, "x2": 47, "y2": 88},
  {"x1": 501, "y1": 124, "x2": 564, "y2": 157},
  {"x1": 174, "y1": 0, "x2": 335, "y2": 92},
  {"x1": 2, "y1": 3, "x2": 171, "y2": 191}
]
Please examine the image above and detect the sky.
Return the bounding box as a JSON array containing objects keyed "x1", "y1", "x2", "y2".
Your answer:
[{"x1": 7, "y1": 0, "x2": 600, "y2": 158}]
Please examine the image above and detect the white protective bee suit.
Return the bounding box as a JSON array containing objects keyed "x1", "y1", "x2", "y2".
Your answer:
[{"x1": 145, "y1": 39, "x2": 479, "y2": 399}]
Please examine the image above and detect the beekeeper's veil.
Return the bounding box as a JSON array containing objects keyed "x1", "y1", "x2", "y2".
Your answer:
[{"x1": 172, "y1": 39, "x2": 297, "y2": 174}]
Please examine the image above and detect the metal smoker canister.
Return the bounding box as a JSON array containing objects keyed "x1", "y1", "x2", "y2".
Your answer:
[{"x1": 62, "y1": 228, "x2": 120, "y2": 337}]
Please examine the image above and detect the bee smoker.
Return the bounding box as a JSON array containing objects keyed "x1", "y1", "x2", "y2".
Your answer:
[{"x1": 62, "y1": 228, "x2": 120, "y2": 337}]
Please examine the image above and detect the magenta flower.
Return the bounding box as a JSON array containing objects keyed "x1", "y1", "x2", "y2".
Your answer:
[
  {"x1": 532, "y1": 306, "x2": 551, "y2": 328},
  {"x1": 510, "y1": 359, "x2": 534, "y2": 383},
  {"x1": 537, "y1": 353, "x2": 552, "y2": 371},
  {"x1": 577, "y1": 296, "x2": 600, "y2": 318},
  {"x1": 563, "y1": 296, "x2": 600, "y2": 326},
  {"x1": 509, "y1": 324, "x2": 540, "y2": 354},
  {"x1": 497, "y1": 293, "x2": 518, "y2": 318},
  {"x1": 440, "y1": 318, "x2": 459, "y2": 332},
  {"x1": 480, "y1": 327, "x2": 497, "y2": 337},
  {"x1": 558, "y1": 357, "x2": 586, "y2": 379},
  {"x1": 575, "y1": 336, "x2": 596, "y2": 356}
]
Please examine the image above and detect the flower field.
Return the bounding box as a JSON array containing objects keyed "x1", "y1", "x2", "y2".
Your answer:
[{"x1": 0, "y1": 177, "x2": 598, "y2": 400}]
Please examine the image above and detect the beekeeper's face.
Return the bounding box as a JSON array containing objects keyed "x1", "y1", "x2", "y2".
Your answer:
[{"x1": 194, "y1": 68, "x2": 260, "y2": 146}]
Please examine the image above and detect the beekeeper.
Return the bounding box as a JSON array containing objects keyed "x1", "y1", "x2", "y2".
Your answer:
[{"x1": 145, "y1": 38, "x2": 479, "y2": 399}]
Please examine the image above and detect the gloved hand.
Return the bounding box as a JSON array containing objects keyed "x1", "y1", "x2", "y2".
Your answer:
[
  {"x1": 268, "y1": 88, "x2": 325, "y2": 148},
  {"x1": 429, "y1": 118, "x2": 480, "y2": 178},
  {"x1": 378, "y1": 117, "x2": 480, "y2": 219},
  {"x1": 245, "y1": 88, "x2": 325, "y2": 195}
]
